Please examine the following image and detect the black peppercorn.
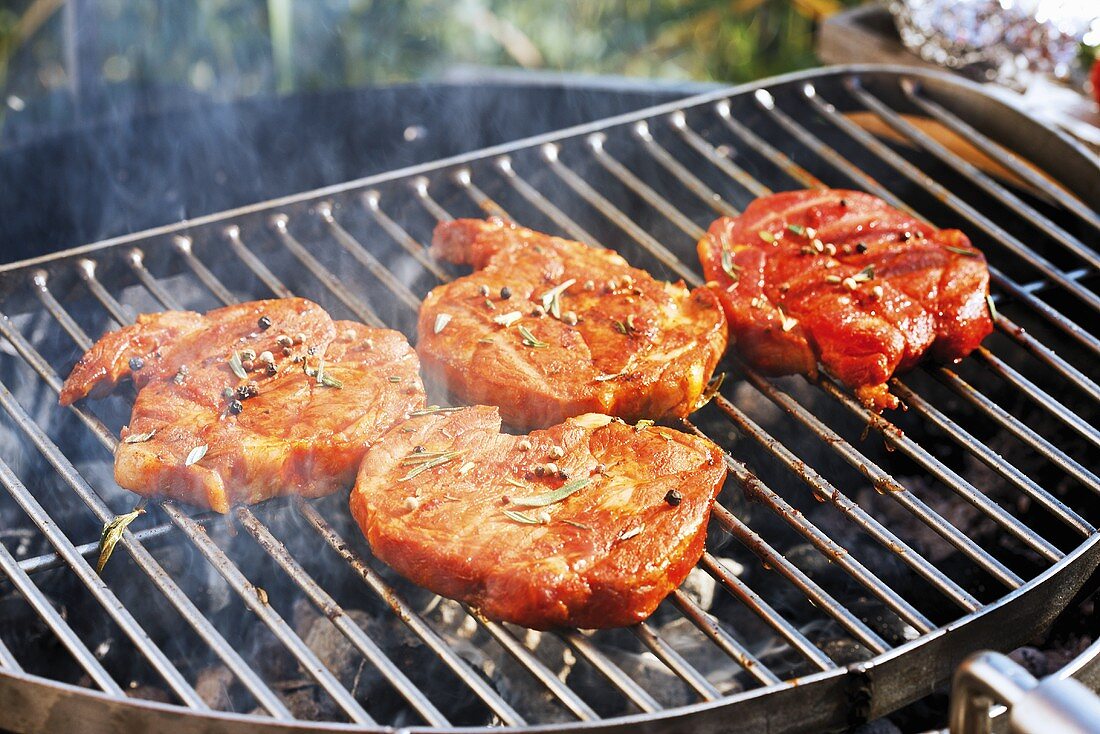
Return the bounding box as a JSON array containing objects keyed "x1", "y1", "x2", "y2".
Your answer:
[
  {"x1": 236, "y1": 382, "x2": 259, "y2": 400},
  {"x1": 228, "y1": 400, "x2": 243, "y2": 415},
  {"x1": 128, "y1": 356, "x2": 144, "y2": 371},
  {"x1": 258, "y1": 315, "x2": 272, "y2": 330},
  {"x1": 856, "y1": 243, "x2": 868, "y2": 254},
  {"x1": 664, "y1": 489, "x2": 683, "y2": 506},
  {"x1": 500, "y1": 286, "x2": 512, "y2": 300}
]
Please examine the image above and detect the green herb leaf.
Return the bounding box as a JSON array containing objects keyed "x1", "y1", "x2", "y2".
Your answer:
[
  {"x1": 634, "y1": 419, "x2": 655, "y2": 432},
  {"x1": 398, "y1": 451, "x2": 462, "y2": 481},
  {"x1": 618, "y1": 525, "x2": 643, "y2": 541},
  {"x1": 228, "y1": 351, "x2": 247, "y2": 380},
  {"x1": 315, "y1": 357, "x2": 326, "y2": 386},
  {"x1": 122, "y1": 429, "x2": 157, "y2": 444},
  {"x1": 787, "y1": 223, "x2": 806, "y2": 236},
  {"x1": 501, "y1": 509, "x2": 543, "y2": 524},
  {"x1": 986, "y1": 294, "x2": 999, "y2": 321},
  {"x1": 562, "y1": 519, "x2": 591, "y2": 530},
  {"x1": 510, "y1": 477, "x2": 591, "y2": 508},
  {"x1": 517, "y1": 324, "x2": 549, "y2": 349},
  {"x1": 95, "y1": 505, "x2": 145, "y2": 574},
  {"x1": 758, "y1": 230, "x2": 776, "y2": 243},
  {"x1": 720, "y1": 248, "x2": 741, "y2": 282},
  {"x1": 185, "y1": 444, "x2": 208, "y2": 466},
  {"x1": 408, "y1": 405, "x2": 464, "y2": 416},
  {"x1": 493, "y1": 310, "x2": 523, "y2": 327},
  {"x1": 944, "y1": 245, "x2": 979, "y2": 257},
  {"x1": 434, "y1": 313, "x2": 452, "y2": 334},
  {"x1": 539, "y1": 278, "x2": 576, "y2": 320}
]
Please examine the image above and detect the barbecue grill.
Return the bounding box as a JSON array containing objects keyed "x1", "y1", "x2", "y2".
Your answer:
[{"x1": 0, "y1": 64, "x2": 1097, "y2": 733}]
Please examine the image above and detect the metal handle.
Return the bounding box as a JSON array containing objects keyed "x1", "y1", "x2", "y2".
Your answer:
[{"x1": 951, "y1": 650, "x2": 1100, "y2": 734}]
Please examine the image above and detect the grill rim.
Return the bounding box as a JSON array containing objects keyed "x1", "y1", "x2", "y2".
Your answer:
[
  {"x1": 3, "y1": 536, "x2": 1097, "y2": 734},
  {"x1": 0, "y1": 62, "x2": 1098, "y2": 733}
]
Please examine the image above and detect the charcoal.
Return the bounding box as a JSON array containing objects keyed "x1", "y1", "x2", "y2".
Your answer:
[{"x1": 195, "y1": 664, "x2": 235, "y2": 710}]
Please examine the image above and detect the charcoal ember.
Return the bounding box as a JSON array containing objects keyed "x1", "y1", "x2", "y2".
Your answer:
[
  {"x1": 195, "y1": 664, "x2": 235, "y2": 710},
  {"x1": 493, "y1": 629, "x2": 576, "y2": 724},
  {"x1": 125, "y1": 683, "x2": 172, "y2": 703},
  {"x1": 678, "y1": 566, "x2": 717, "y2": 611},
  {"x1": 567, "y1": 641, "x2": 693, "y2": 713},
  {"x1": 302, "y1": 610, "x2": 376, "y2": 687},
  {"x1": 656, "y1": 617, "x2": 744, "y2": 695}
]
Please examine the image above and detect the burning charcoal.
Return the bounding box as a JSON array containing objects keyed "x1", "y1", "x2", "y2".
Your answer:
[
  {"x1": 567, "y1": 643, "x2": 694, "y2": 712},
  {"x1": 125, "y1": 682, "x2": 172, "y2": 704},
  {"x1": 195, "y1": 664, "x2": 235, "y2": 710},
  {"x1": 657, "y1": 618, "x2": 744, "y2": 696},
  {"x1": 678, "y1": 566, "x2": 717, "y2": 611},
  {"x1": 493, "y1": 630, "x2": 576, "y2": 724},
  {"x1": 303, "y1": 610, "x2": 376, "y2": 687}
]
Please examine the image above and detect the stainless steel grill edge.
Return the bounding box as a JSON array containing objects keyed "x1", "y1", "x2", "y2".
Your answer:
[{"x1": 0, "y1": 64, "x2": 1097, "y2": 734}]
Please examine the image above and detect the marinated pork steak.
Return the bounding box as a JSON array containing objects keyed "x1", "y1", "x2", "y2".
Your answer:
[
  {"x1": 698, "y1": 190, "x2": 992, "y2": 411},
  {"x1": 351, "y1": 406, "x2": 727, "y2": 629},
  {"x1": 61, "y1": 299, "x2": 425, "y2": 512},
  {"x1": 419, "y1": 218, "x2": 728, "y2": 430}
]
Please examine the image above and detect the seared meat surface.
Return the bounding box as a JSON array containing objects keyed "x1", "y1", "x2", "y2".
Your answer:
[
  {"x1": 351, "y1": 406, "x2": 726, "y2": 629},
  {"x1": 61, "y1": 299, "x2": 424, "y2": 512},
  {"x1": 419, "y1": 218, "x2": 728, "y2": 430},
  {"x1": 698, "y1": 190, "x2": 992, "y2": 410}
]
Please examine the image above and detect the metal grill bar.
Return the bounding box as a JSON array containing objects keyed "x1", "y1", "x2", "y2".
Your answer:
[
  {"x1": 224, "y1": 226, "x2": 295, "y2": 299},
  {"x1": 695, "y1": 554, "x2": 831, "y2": 672},
  {"x1": 973, "y1": 348, "x2": 1100, "y2": 450},
  {"x1": 0, "y1": 637, "x2": 21, "y2": 672},
  {"x1": 748, "y1": 88, "x2": 1100, "y2": 361},
  {"x1": 175, "y1": 218, "x2": 620, "y2": 724},
  {"x1": 525, "y1": 144, "x2": 1052, "y2": 582},
  {"x1": 0, "y1": 68, "x2": 1094, "y2": 734},
  {"x1": 847, "y1": 79, "x2": 1099, "y2": 271},
  {"x1": 361, "y1": 192, "x2": 788, "y2": 689},
  {"x1": 122, "y1": 248, "x2": 525, "y2": 726},
  {"x1": 494, "y1": 156, "x2": 600, "y2": 244},
  {"x1": 0, "y1": 527, "x2": 124, "y2": 695},
  {"x1": 0, "y1": 316, "x2": 375, "y2": 724},
  {"x1": 898, "y1": 79, "x2": 1100, "y2": 232},
  {"x1": 932, "y1": 369, "x2": 1100, "y2": 494},
  {"x1": 890, "y1": 380, "x2": 1092, "y2": 536},
  {"x1": 294, "y1": 501, "x2": 559, "y2": 723},
  {"x1": 0, "y1": 324, "x2": 292, "y2": 718},
  {"x1": 414, "y1": 182, "x2": 896, "y2": 669},
  {"x1": 804, "y1": 85, "x2": 1100, "y2": 313},
  {"x1": 0, "y1": 435, "x2": 206, "y2": 708}
]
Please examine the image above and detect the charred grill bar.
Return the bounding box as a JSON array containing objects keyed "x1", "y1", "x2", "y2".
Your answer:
[{"x1": 0, "y1": 66, "x2": 1097, "y2": 733}]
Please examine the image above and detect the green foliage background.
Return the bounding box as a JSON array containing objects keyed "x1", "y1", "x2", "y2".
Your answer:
[{"x1": 1, "y1": 0, "x2": 859, "y2": 107}]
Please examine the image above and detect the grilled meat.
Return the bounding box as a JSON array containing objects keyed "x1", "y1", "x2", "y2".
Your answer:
[
  {"x1": 61, "y1": 299, "x2": 425, "y2": 512},
  {"x1": 419, "y1": 218, "x2": 728, "y2": 430},
  {"x1": 351, "y1": 406, "x2": 727, "y2": 629},
  {"x1": 698, "y1": 190, "x2": 992, "y2": 410}
]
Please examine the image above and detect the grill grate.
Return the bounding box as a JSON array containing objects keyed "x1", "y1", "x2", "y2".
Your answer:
[{"x1": 0, "y1": 66, "x2": 1097, "y2": 734}]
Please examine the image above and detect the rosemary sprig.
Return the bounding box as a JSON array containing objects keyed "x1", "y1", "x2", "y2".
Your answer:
[
  {"x1": 502, "y1": 509, "x2": 543, "y2": 525},
  {"x1": 303, "y1": 362, "x2": 343, "y2": 388},
  {"x1": 517, "y1": 324, "x2": 549, "y2": 349},
  {"x1": 944, "y1": 245, "x2": 980, "y2": 257},
  {"x1": 122, "y1": 429, "x2": 157, "y2": 444},
  {"x1": 787, "y1": 223, "x2": 806, "y2": 237},
  {"x1": 228, "y1": 351, "x2": 247, "y2": 380},
  {"x1": 95, "y1": 503, "x2": 145, "y2": 574},
  {"x1": 503, "y1": 477, "x2": 527, "y2": 489},
  {"x1": 562, "y1": 519, "x2": 591, "y2": 530},
  {"x1": 618, "y1": 525, "x2": 644, "y2": 541},
  {"x1": 398, "y1": 451, "x2": 462, "y2": 481},
  {"x1": 758, "y1": 230, "x2": 776, "y2": 243},
  {"x1": 434, "y1": 313, "x2": 452, "y2": 334},
  {"x1": 854, "y1": 264, "x2": 875, "y2": 283},
  {"x1": 510, "y1": 477, "x2": 590, "y2": 508},
  {"x1": 539, "y1": 278, "x2": 576, "y2": 320},
  {"x1": 185, "y1": 444, "x2": 208, "y2": 467},
  {"x1": 986, "y1": 294, "x2": 999, "y2": 321},
  {"x1": 493, "y1": 310, "x2": 523, "y2": 328},
  {"x1": 408, "y1": 405, "x2": 464, "y2": 416},
  {"x1": 720, "y1": 248, "x2": 741, "y2": 282}
]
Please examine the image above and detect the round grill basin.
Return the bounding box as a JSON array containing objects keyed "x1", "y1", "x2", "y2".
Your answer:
[{"x1": 0, "y1": 66, "x2": 1097, "y2": 733}]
